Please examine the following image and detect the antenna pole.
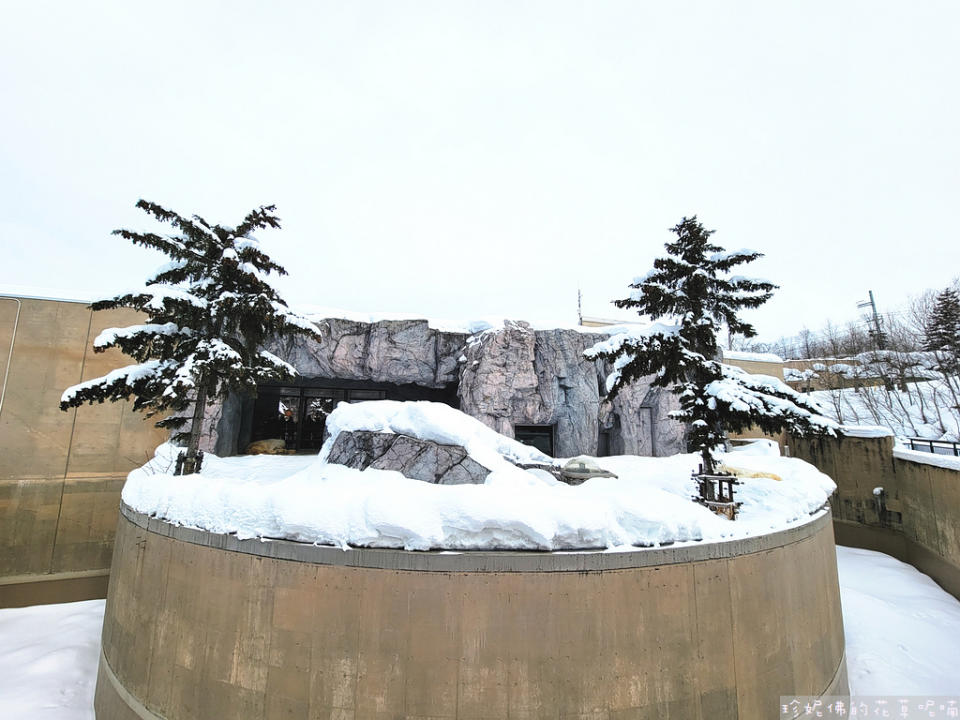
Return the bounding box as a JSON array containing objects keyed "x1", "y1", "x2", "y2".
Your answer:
[{"x1": 868, "y1": 290, "x2": 885, "y2": 349}]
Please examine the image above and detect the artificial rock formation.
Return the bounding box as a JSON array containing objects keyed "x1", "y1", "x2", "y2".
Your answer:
[
  {"x1": 459, "y1": 321, "x2": 686, "y2": 457},
  {"x1": 267, "y1": 318, "x2": 466, "y2": 388},
  {"x1": 200, "y1": 316, "x2": 687, "y2": 458},
  {"x1": 326, "y1": 430, "x2": 490, "y2": 485}
]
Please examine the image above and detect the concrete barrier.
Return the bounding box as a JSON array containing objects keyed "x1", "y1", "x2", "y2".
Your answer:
[
  {"x1": 96, "y1": 504, "x2": 847, "y2": 719},
  {"x1": 0, "y1": 296, "x2": 167, "y2": 607},
  {"x1": 792, "y1": 431, "x2": 960, "y2": 599}
]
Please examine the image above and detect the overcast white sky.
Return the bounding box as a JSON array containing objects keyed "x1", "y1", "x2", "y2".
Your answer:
[{"x1": 2, "y1": 1, "x2": 958, "y2": 341}]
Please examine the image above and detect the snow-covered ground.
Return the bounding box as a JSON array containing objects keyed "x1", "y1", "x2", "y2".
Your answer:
[
  {"x1": 2, "y1": 546, "x2": 957, "y2": 718},
  {"x1": 0, "y1": 599, "x2": 103, "y2": 719},
  {"x1": 122, "y1": 401, "x2": 837, "y2": 551},
  {"x1": 837, "y1": 546, "x2": 960, "y2": 695}
]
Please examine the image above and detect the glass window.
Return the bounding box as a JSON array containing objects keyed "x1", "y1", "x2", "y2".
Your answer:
[
  {"x1": 514, "y1": 425, "x2": 555, "y2": 457},
  {"x1": 347, "y1": 389, "x2": 387, "y2": 401}
]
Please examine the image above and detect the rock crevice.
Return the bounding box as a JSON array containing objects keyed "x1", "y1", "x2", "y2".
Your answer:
[{"x1": 326, "y1": 430, "x2": 491, "y2": 485}]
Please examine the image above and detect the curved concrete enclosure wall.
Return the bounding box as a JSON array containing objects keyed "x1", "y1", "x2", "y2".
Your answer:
[
  {"x1": 96, "y1": 505, "x2": 847, "y2": 719},
  {"x1": 792, "y1": 432, "x2": 960, "y2": 599}
]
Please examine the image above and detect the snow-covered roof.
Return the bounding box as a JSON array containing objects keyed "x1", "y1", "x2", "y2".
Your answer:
[{"x1": 722, "y1": 350, "x2": 784, "y2": 364}]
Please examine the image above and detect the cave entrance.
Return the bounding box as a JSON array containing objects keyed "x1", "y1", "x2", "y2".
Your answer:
[
  {"x1": 242, "y1": 378, "x2": 459, "y2": 454},
  {"x1": 514, "y1": 424, "x2": 556, "y2": 457},
  {"x1": 250, "y1": 386, "x2": 387, "y2": 452}
]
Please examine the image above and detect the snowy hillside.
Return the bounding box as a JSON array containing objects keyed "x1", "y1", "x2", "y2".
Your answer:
[{"x1": 809, "y1": 379, "x2": 960, "y2": 443}]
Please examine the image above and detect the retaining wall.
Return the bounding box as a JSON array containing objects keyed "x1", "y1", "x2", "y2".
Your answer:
[
  {"x1": 0, "y1": 296, "x2": 166, "y2": 607},
  {"x1": 791, "y1": 431, "x2": 960, "y2": 599},
  {"x1": 96, "y1": 504, "x2": 847, "y2": 719}
]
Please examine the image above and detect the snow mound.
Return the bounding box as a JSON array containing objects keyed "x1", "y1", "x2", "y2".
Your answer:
[
  {"x1": 122, "y1": 402, "x2": 838, "y2": 552},
  {"x1": 318, "y1": 400, "x2": 551, "y2": 473},
  {"x1": 722, "y1": 350, "x2": 784, "y2": 364},
  {"x1": 893, "y1": 447, "x2": 960, "y2": 471},
  {"x1": 839, "y1": 425, "x2": 894, "y2": 439}
]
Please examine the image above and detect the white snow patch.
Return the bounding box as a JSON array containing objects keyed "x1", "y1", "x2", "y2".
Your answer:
[
  {"x1": 837, "y1": 546, "x2": 960, "y2": 694},
  {"x1": 722, "y1": 350, "x2": 784, "y2": 364},
  {"x1": 93, "y1": 323, "x2": 192, "y2": 349},
  {"x1": 0, "y1": 599, "x2": 104, "y2": 719},
  {"x1": 61, "y1": 359, "x2": 177, "y2": 405},
  {"x1": 839, "y1": 425, "x2": 895, "y2": 439},
  {"x1": 893, "y1": 447, "x2": 960, "y2": 471},
  {"x1": 728, "y1": 438, "x2": 781, "y2": 456},
  {"x1": 122, "y1": 402, "x2": 836, "y2": 552}
]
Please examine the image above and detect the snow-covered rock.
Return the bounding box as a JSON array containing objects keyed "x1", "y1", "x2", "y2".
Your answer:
[{"x1": 326, "y1": 431, "x2": 492, "y2": 485}]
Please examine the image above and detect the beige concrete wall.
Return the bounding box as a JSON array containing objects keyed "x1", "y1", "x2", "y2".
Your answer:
[
  {"x1": 723, "y1": 355, "x2": 789, "y2": 448},
  {"x1": 96, "y1": 506, "x2": 846, "y2": 719},
  {"x1": 792, "y1": 433, "x2": 960, "y2": 599},
  {"x1": 0, "y1": 296, "x2": 166, "y2": 606}
]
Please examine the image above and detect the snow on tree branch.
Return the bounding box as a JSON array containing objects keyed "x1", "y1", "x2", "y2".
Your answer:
[
  {"x1": 61, "y1": 199, "x2": 323, "y2": 467},
  {"x1": 586, "y1": 215, "x2": 835, "y2": 473}
]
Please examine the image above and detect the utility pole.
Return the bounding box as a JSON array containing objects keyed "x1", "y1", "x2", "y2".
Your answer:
[
  {"x1": 577, "y1": 288, "x2": 583, "y2": 326},
  {"x1": 857, "y1": 290, "x2": 886, "y2": 350}
]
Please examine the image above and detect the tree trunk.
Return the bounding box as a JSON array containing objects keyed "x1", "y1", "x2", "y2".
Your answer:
[
  {"x1": 180, "y1": 381, "x2": 208, "y2": 475},
  {"x1": 700, "y1": 446, "x2": 716, "y2": 475}
]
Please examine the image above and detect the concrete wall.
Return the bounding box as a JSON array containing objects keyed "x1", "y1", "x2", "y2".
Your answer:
[
  {"x1": 0, "y1": 296, "x2": 167, "y2": 607},
  {"x1": 96, "y1": 505, "x2": 847, "y2": 719},
  {"x1": 791, "y1": 432, "x2": 960, "y2": 599},
  {"x1": 722, "y1": 354, "x2": 789, "y2": 449}
]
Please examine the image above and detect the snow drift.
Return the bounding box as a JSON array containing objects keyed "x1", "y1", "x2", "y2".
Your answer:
[{"x1": 122, "y1": 401, "x2": 837, "y2": 551}]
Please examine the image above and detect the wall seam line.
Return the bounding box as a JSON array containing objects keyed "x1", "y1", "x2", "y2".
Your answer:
[{"x1": 49, "y1": 306, "x2": 94, "y2": 574}]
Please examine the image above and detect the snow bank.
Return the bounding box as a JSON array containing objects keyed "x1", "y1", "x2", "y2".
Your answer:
[
  {"x1": 839, "y1": 425, "x2": 894, "y2": 439},
  {"x1": 893, "y1": 447, "x2": 960, "y2": 471},
  {"x1": 318, "y1": 400, "x2": 550, "y2": 471},
  {"x1": 722, "y1": 350, "x2": 784, "y2": 364},
  {"x1": 123, "y1": 402, "x2": 836, "y2": 552}
]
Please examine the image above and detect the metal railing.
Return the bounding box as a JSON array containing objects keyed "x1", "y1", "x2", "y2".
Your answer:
[{"x1": 906, "y1": 437, "x2": 960, "y2": 457}]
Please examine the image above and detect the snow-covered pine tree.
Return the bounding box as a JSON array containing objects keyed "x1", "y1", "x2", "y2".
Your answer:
[
  {"x1": 586, "y1": 216, "x2": 836, "y2": 474},
  {"x1": 923, "y1": 287, "x2": 960, "y2": 370},
  {"x1": 60, "y1": 200, "x2": 321, "y2": 474}
]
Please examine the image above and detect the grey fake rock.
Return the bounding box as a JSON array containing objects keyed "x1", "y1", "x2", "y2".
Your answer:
[
  {"x1": 326, "y1": 430, "x2": 490, "y2": 485},
  {"x1": 266, "y1": 318, "x2": 468, "y2": 388},
  {"x1": 458, "y1": 321, "x2": 687, "y2": 457},
  {"x1": 458, "y1": 321, "x2": 605, "y2": 457}
]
